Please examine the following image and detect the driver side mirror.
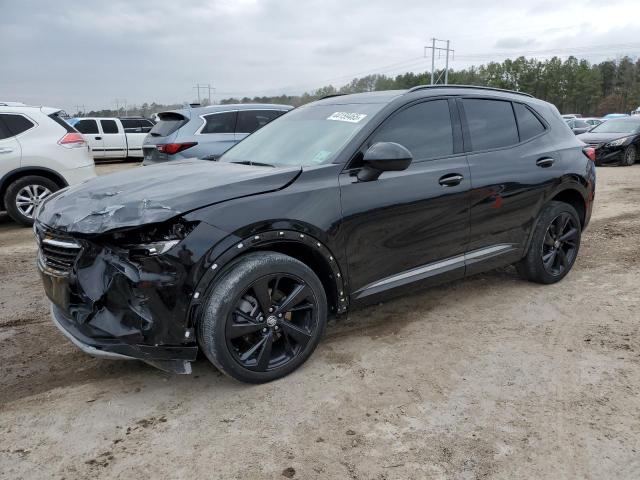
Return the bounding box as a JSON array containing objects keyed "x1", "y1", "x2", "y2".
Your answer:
[{"x1": 357, "y1": 142, "x2": 413, "y2": 182}]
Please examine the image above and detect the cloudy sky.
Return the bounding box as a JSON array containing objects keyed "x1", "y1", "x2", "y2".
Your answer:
[{"x1": 1, "y1": 0, "x2": 639, "y2": 112}]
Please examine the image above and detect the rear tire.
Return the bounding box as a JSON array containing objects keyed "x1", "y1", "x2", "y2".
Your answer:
[
  {"x1": 198, "y1": 251, "x2": 327, "y2": 383},
  {"x1": 4, "y1": 175, "x2": 60, "y2": 227},
  {"x1": 516, "y1": 201, "x2": 582, "y2": 284},
  {"x1": 622, "y1": 145, "x2": 637, "y2": 166}
]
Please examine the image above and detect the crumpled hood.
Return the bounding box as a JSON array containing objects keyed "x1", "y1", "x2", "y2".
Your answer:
[
  {"x1": 37, "y1": 160, "x2": 301, "y2": 234},
  {"x1": 577, "y1": 132, "x2": 630, "y2": 144}
]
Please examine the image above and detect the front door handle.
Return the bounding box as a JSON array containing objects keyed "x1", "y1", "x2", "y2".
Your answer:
[
  {"x1": 0, "y1": 148, "x2": 13, "y2": 154},
  {"x1": 95, "y1": 136, "x2": 102, "y2": 140},
  {"x1": 536, "y1": 157, "x2": 555, "y2": 168},
  {"x1": 438, "y1": 173, "x2": 464, "y2": 187}
]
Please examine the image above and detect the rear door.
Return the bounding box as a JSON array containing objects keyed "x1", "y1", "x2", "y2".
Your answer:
[
  {"x1": 194, "y1": 110, "x2": 238, "y2": 157},
  {"x1": 460, "y1": 97, "x2": 558, "y2": 274},
  {"x1": 121, "y1": 119, "x2": 146, "y2": 158},
  {"x1": 339, "y1": 98, "x2": 471, "y2": 300},
  {"x1": 0, "y1": 113, "x2": 23, "y2": 171},
  {"x1": 75, "y1": 119, "x2": 103, "y2": 158},
  {"x1": 100, "y1": 119, "x2": 127, "y2": 158},
  {"x1": 235, "y1": 109, "x2": 287, "y2": 141}
]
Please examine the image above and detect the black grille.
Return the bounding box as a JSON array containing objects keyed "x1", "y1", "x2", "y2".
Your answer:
[{"x1": 37, "y1": 226, "x2": 82, "y2": 275}]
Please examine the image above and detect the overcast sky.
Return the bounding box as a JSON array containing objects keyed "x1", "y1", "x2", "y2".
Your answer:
[{"x1": 1, "y1": 0, "x2": 639, "y2": 112}]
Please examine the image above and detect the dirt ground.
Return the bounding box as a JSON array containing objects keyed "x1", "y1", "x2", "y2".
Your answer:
[{"x1": 1, "y1": 161, "x2": 639, "y2": 480}]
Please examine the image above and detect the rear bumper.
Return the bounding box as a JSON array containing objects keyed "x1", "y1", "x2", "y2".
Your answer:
[
  {"x1": 50, "y1": 304, "x2": 197, "y2": 374},
  {"x1": 61, "y1": 163, "x2": 97, "y2": 186}
]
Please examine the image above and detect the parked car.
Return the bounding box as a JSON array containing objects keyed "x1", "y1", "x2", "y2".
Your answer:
[
  {"x1": 35, "y1": 86, "x2": 595, "y2": 382},
  {"x1": 565, "y1": 118, "x2": 593, "y2": 135},
  {"x1": 67, "y1": 116, "x2": 155, "y2": 160},
  {"x1": 602, "y1": 113, "x2": 630, "y2": 119},
  {"x1": 141, "y1": 104, "x2": 293, "y2": 165},
  {"x1": 583, "y1": 117, "x2": 603, "y2": 128},
  {"x1": 562, "y1": 113, "x2": 582, "y2": 119},
  {"x1": 0, "y1": 102, "x2": 95, "y2": 226},
  {"x1": 577, "y1": 116, "x2": 640, "y2": 166}
]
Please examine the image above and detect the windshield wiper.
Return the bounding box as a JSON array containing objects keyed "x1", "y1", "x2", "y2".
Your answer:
[{"x1": 230, "y1": 160, "x2": 276, "y2": 167}]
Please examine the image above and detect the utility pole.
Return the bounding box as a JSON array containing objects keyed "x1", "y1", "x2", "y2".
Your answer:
[
  {"x1": 74, "y1": 104, "x2": 86, "y2": 115},
  {"x1": 193, "y1": 83, "x2": 215, "y2": 104},
  {"x1": 424, "y1": 39, "x2": 454, "y2": 85}
]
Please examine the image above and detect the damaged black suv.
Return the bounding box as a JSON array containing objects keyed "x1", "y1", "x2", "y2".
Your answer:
[{"x1": 36, "y1": 86, "x2": 596, "y2": 383}]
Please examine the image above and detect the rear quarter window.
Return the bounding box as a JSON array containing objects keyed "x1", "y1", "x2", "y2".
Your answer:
[
  {"x1": 201, "y1": 111, "x2": 237, "y2": 134},
  {"x1": 514, "y1": 103, "x2": 546, "y2": 140},
  {"x1": 462, "y1": 99, "x2": 519, "y2": 151}
]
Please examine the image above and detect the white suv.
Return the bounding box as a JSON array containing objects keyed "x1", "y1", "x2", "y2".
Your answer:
[{"x1": 0, "y1": 102, "x2": 96, "y2": 226}]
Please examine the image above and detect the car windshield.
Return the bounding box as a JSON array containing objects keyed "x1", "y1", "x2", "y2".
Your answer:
[
  {"x1": 589, "y1": 119, "x2": 640, "y2": 134},
  {"x1": 220, "y1": 103, "x2": 384, "y2": 167}
]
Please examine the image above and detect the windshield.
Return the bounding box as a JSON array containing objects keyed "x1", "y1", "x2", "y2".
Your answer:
[
  {"x1": 220, "y1": 103, "x2": 384, "y2": 167},
  {"x1": 590, "y1": 119, "x2": 640, "y2": 134}
]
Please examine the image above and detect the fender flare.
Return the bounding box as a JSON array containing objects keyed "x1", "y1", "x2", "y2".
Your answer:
[{"x1": 187, "y1": 229, "x2": 348, "y2": 328}]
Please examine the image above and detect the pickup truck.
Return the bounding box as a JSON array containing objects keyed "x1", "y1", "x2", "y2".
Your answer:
[{"x1": 67, "y1": 117, "x2": 155, "y2": 160}]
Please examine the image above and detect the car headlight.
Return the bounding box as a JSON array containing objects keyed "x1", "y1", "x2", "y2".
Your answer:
[
  {"x1": 109, "y1": 220, "x2": 198, "y2": 258},
  {"x1": 606, "y1": 136, "x2": 631, "y2": 147}
]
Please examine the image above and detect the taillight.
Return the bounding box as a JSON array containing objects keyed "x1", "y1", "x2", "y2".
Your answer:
[
  {"x1": 58, "y1": 132, "x2": 86, "y2": 148},
  {"x1": 156, "y1": 142, "x2": 197, "y2": 155},
  {"x1": 582, "y1": 147, "x2": 596, "y2": 162}
]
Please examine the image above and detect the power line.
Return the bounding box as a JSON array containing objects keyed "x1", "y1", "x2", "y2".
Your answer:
[
  {"x1": 424, "y1": 38, "x2": 454, "y2": 85},
  {"x1": 193, "y1": 83, "x2": 215, "y2": 104}
]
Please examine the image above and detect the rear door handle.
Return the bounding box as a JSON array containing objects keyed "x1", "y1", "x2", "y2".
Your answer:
[
  {"x1": 536, "y1": 157, "x2": 555, "y2": 168},
  {"x1": 0, "y1": 148, "x2": 13, "y2": 154},
  {"x1": 438, "y1": 173, "x2": 464, "y2": 187},
  {"x1": 95, "y1": 136, "x2": 102, "y2": 140}
]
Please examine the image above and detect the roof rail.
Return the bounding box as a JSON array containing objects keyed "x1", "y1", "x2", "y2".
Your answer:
[
  {"x1": 407, "y1": 85, "x2": 533, "y2": 98},
  {"x1": 0, "y1": 101, "x2": 27, "y2": 107}
]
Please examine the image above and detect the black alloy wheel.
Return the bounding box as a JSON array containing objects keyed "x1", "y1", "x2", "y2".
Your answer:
[
  {"x1": 541, "y1": 212, "x2": 579, "y2": 276},
  {"x1": 516, "y1": 201, "x2": 582, "y2": 284},
  {"x1": 199, "y1": 251, "x2": 327, "y2": 383},
  {"x1": 226, "y1": 273, "x2": 318, "y2": 372}
]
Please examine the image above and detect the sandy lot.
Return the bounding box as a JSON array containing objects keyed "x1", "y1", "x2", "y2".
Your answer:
[{"x1": 1, "y1": 161, "x2": 639, "y2": 479}]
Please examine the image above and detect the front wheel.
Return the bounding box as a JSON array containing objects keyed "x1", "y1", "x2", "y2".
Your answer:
[
  {"x1": 622, "y1": 145, "x2": 637, "y2": 166},
  {"x1": 198, "y1": 251, "x2": 327, "y2": 383},
  {"x1": 517, "y1": 201, "x2": 582, "y2": 284}
]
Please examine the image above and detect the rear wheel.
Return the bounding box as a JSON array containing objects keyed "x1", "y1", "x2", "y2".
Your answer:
[
  {"x1": 622, "y1": 145, "x2": 637, "y2": 166},
  {"x1": 198, "y1": 251, "x2": 327, "y2": 383},
  {"x1": 4, "y1": 175, "x2": 59, "y2": 226},
  {"x1": 517, "y1": 201, "x2": 581, "y2": 284}
]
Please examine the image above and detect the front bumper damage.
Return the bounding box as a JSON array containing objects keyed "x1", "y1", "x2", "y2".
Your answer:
[
  {"x1": 35, "y1": 220, "x2": 230, "y2": 374},
  {"x1": 50, "y1": 304, "x2": 196, "y2": 373}
]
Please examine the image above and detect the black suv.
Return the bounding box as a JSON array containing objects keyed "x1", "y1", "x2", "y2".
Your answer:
[{"x1": 35, "y1": 86, "x2": 596, "y2": 383}]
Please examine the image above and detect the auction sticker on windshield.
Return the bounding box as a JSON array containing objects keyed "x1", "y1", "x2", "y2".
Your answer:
[{"x1": 327, "y1": 112, "x2": 367, "y2": 123}]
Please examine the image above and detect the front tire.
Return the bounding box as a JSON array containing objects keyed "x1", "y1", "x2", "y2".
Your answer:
[
  {"x1": 517, "y1": 201, "x2": 582, "y2": 284},
  {"x1": 622, "y1": 145, "x2": 637, "y2": 166},
  {"x1": 4, "y1": 175, "x2": 59, "y2": 227},
  {"x1": 198, "y1": 251, "x2": 327, "y2": 383}
]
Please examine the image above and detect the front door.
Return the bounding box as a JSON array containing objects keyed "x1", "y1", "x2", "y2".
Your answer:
[{"x1": 339, "y1": 98, "x2": 471, "y2": 300}]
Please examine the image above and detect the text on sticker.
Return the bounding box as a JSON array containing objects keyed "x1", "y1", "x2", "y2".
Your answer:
[{"x1": 327, "y1": 112, "x2": 367, "y2": 123}]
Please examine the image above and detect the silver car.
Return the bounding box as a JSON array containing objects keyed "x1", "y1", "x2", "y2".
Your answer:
[{"x1": 142, "y1": 104, "x2": 293, "y2": 165}]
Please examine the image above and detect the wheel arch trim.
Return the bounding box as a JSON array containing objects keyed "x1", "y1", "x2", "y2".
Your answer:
[{"x1": 187, "y1": 229, "x2": 348, "y2": 330}]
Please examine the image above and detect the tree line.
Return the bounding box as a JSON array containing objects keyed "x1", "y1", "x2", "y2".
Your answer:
[{"x1": 77, "y1": 56, "x2": 640, "y2": 118}]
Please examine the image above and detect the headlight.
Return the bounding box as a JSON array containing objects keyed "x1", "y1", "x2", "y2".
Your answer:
[
  {"x1": 607, "y1": 136, "x2": 631, "y2": 147},
  {"x1": 109, "y1": 220, "x2": 198, "y2": 258}
]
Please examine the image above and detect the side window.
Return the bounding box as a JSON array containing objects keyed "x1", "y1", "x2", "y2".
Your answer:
[
  {"x1": 1, "y1": 114, "x2": 35, "y2": 136},
  {"x1": 100, "y1": 119, "x2": 119, "y2": 134},
  {"x1": 236, "y1": 110, "x2": 285, "y2": 134},
  {"x1": 368, "y1": 99, "x2": 453, "y2": 161},
  {"x1": 75, "y1": 119, "x2": 99, "y2": 134},
  {"x1": 140, "y1": 119, "x2": 154, "y2": 133},
  {"x1": 0, "y1": 114, "x2": 13, "y2": 140},
  {"x1": 201, "y1": 111, "x2": 237, "y2": 134},
  {"x1": 121, "y1": 119, "x2": 138, "y2": 132},
  {"x1": 462, "y1": 99, "x2": 518, "y2": 150},
  {"x1": 514, "y1": 103, "x2": 546, "y2": 140}
]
